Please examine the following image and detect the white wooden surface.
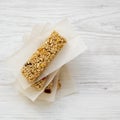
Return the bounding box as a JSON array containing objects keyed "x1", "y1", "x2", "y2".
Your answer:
[{"x1": 0, "y1": 0, "x2": 120, "y2": 119}]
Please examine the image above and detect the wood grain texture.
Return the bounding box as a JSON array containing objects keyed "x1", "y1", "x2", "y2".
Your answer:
[{"x1": 0, "y1": 0, "x2": 120, "y2": 119}]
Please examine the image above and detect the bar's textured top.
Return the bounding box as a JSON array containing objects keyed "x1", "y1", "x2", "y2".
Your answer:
[{"x1": 21, "y1": 31, "x2": 66, "y2": 83}]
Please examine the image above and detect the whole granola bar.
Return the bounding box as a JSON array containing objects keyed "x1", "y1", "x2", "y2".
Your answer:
[{"x1": 21, "y1": 31, "x2": 66, "y2": 83}]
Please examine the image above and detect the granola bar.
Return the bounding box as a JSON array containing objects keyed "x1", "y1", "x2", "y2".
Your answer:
[
  {"x1": 31, "y1": 77, "x2": 47, "y2": 90},
  {"x1": 21, "y1": 31, "x2": 66, "y2": 83}
]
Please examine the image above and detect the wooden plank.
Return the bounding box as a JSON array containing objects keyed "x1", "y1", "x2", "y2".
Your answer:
[{"x1": 0, "y1": 0, "x2": 120, "y2": 119}]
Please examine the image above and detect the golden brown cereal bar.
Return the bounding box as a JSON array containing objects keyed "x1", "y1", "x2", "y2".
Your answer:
[
  {"x1": 21, "y1": 31, "x2": 66, "y2": 83},
  {"x1": 31, "y1": 77, "x2": 47, "y2": 90}
]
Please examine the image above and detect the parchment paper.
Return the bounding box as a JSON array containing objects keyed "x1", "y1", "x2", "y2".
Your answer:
[
  {"x1": 6, "y1": 19, "x2": 87, "y2": 90},
  {"x1": 56, "y1": 65, "x2": 76, "y2": 100}
]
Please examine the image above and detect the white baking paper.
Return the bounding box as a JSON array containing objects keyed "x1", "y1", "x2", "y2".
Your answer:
[
  {"x1": 56, "y1": 65, "x2": 76, "y2": 99},
  {"x1": 6, "y1": 19, "x2": 87, "y2": 90}
]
